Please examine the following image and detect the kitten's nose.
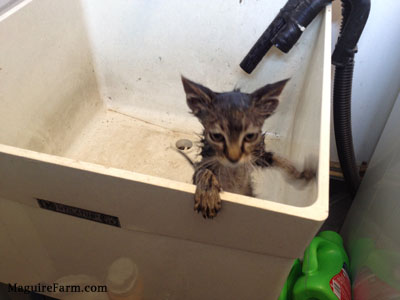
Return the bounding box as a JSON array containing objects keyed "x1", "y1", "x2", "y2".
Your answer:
[
  {"x1": 227, "y1": 146, "x2": 242, "y2": 163},
  {"x1": 227, "y1": 156, "x2": 240, "y2": 163}
]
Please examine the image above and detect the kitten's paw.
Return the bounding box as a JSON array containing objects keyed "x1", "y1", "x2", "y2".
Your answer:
[
  {"x1": 291, "y1": 155, "x2": 317, "y2": 189},
  {"x1": 280, "y1": 154, "x2": 317, "y2": 190},
  {"x1": 194, "y1": 169, "x2": 221, "y2": 219}
]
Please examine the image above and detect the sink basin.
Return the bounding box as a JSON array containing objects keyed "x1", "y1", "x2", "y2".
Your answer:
[{"x1": 0, "y1": 0, "x2": 331, "y2": 299}]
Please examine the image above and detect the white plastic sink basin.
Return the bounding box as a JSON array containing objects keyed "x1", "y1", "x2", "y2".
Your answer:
[{"x1": 0, "y1": 0, "x2": 331, "y2": 299}]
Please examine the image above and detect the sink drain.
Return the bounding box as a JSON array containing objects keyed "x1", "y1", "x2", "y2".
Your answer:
[{"x1": 176, "y1": 139, "x2": 193, "y2": 151}]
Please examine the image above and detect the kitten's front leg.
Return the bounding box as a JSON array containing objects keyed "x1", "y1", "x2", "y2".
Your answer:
[
  {"x1": 272, "y1": 154, "x2": 316, "y2": 180},
  {"x1": 193, "y1": 167, "x2": 222, "y2": 219},
  {"x1": 255, "y1": 151, "x2": 316, "y2": 181}
]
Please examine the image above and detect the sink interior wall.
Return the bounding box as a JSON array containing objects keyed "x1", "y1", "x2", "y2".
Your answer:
[
  {"x1": 80, "y1": 0, "x2": 324, "y2": 206},
  {"x1": 0, "y1": 0, "x2": 327, "y2": 206},
  {"x1": 80, "y1": 0, "x2": 323, "y2": 141},
  {"x1": 0, "y1": 0, "x2": 103, "y2": 155}
]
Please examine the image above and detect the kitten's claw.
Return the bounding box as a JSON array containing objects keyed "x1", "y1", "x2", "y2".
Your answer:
[{"x1": 194, "y1": 169, "x2": 221, "y2": 219}]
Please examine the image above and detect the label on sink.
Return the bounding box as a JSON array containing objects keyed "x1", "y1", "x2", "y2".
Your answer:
[{"x1": 37, "y1": 198, "x2": 121, "y2": 228}]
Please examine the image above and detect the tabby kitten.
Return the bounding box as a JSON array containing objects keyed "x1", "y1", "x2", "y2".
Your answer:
[{"x1": 181, "y1": 76, "x2": 315, "y2": 218}]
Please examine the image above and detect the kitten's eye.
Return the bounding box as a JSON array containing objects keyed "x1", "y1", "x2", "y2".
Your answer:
[
  {"x1": 244, "y1": 133, "x2": 258, "y2": 142},
  {"x1": 209, "y1": 133, "x2": 225, "y2": 143}
]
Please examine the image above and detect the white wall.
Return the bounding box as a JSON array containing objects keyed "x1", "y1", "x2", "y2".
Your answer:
[
  {"x1": 330, "y1": 1, "x2": 400, "y2": 163},
  {"x1": 341, "y1": 92, "x2": 400, "y2": 296},
  {"x1": 0, "y1": 0, "x2": 23, "y2": 14}
]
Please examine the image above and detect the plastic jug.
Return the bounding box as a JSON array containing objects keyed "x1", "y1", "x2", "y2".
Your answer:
[
  {"x1": 292, "y1": 231, "x2": 351, "y2": 300},
  {"x1": 278, "y1": 259, "x2": 302, "y2": 300}
]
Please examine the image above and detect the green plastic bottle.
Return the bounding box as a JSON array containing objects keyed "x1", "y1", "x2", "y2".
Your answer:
[
  {"x1": 292, "y1": 231, "x2": 351, "y2": 300},
  {"x1": 278, "y1": 259, "x2": 302, "y2": 300}
]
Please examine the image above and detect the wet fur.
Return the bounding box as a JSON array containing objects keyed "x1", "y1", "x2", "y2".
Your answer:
[{"x1": 181, "y1": 76, "x2": 315, "y2": 218}]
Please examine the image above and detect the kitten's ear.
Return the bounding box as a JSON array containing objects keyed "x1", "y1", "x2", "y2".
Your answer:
[
  {"x1": 181, "y1": 76, "x2": 216, "y2": 116},
  {"x1": 250, "y1": 78, "x2": 289, "y2": 118}
]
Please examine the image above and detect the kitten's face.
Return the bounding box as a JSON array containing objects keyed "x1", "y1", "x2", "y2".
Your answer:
[
  {"x1": 200, "y1": 92, "x2": 264, "y2": 166},
  {"x1": 182, "y1": 76, "x2": 288, "y2": 166}
]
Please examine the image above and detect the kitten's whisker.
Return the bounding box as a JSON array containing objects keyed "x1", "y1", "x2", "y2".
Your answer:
[
  {"x1": 249, "y1": 162, "x2": 258, "y2": 173},
  {"x1": 196, "y1": 158, "x2": 218, "y2": 170},
  {"x1": 250, "y1": 158, "x2": 260, "y2": 171}
]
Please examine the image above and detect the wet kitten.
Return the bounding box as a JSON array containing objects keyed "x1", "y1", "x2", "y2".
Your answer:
[{"x1": 181, "y1": 76, "x2": 315, "y2": 218}]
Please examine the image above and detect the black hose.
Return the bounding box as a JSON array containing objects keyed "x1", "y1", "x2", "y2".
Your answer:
[
  {"x1": 333, "y1": 61, "x2": 360, "y2": 196},
  {"x1": 333, "y1": 0, "x2": 370, "y2": 196},
  {"x1": 239, "y1": 17, "x2": 285, "y2": 74},
  {"x1": 240, "y1": 0, "x2": 332, "y2": 74},
  {"x1": 332, "y1": 0, "x2": 371, "y2": 67}
]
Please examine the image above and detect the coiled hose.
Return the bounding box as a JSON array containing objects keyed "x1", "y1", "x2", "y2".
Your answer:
[
  {"x1": 333, "y1": 0, "x2": 370, "y2": 196},
  {"x1": 333, "y1": 61, "x2": 359, "y2": 196}
]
